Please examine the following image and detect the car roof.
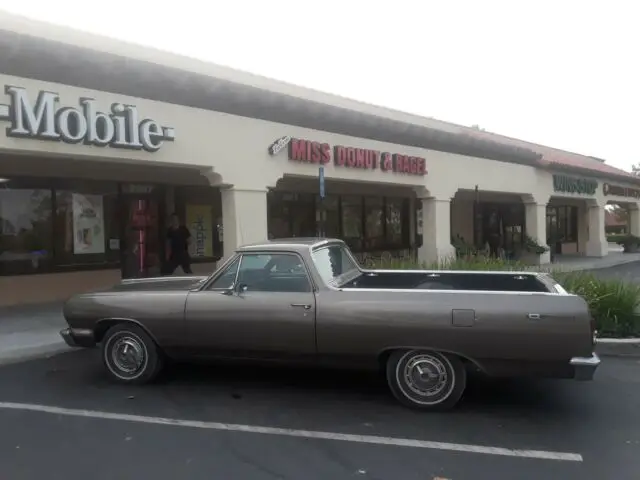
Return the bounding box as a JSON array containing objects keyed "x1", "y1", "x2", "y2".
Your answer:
[{"x1": 237, "y1": 237, "x2": 345, "y2": 253}]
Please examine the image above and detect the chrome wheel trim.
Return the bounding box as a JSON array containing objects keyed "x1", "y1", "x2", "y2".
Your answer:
[
  {"x1": 395, "y1": 351, "x2": 456, "y2": 406},
  {"x1": 104, "y1": 331, "x2": 149, "y2": 381}
]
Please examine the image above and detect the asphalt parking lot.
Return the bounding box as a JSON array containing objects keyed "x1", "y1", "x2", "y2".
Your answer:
[{"x1": 0, "y1": 351, "x2": 638, "y2": 480}]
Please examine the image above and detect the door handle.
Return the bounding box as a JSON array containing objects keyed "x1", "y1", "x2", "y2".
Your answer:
[
  {"x1": 527, "y1": 313, "x2": 541, "y2": 320},
  {"x1": 291, "y1": 303, "x2": 312, "y2": 310}
]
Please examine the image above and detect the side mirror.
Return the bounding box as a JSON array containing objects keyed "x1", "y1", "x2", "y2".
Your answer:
[{"x1": 220, "y1": 283, "x2": 248, "y2": 296}]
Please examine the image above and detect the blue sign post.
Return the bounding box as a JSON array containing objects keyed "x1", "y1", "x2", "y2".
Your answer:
[
  {"x1": 319, "y1": 166, "x2": 325, "y2": 199},
  {"x1": 318, "y1": 166, "x2": 326, "y2": 237}
]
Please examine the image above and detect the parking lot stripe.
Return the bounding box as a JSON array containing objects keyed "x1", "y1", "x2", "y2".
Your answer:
[{"x1": 0, "y1": 401, "x2": 582, "y2": 462}]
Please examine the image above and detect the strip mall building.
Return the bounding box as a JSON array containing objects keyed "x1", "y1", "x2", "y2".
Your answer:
[{"x1": 1, "y1": 12, "x2": 639, "y2": 307}]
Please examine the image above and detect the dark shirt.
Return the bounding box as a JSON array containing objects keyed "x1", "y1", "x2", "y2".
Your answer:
[{"x1": 167, "y1": 225, "x2": 191, "y2": 257}]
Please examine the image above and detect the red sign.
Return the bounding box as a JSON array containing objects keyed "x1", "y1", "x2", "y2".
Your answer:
[{"x1": 284, "y1": 138, "x2": 427, "y2": 176}]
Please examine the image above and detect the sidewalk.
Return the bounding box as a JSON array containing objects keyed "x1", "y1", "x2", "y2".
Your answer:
[
  {"x1": 552, "y1": 250, "x2": 640, "y2": 272},
  {"x1": 0, "y1": 303, "x2": 71, "y2": 366}
]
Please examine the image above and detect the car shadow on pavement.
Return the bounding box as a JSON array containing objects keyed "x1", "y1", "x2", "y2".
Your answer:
[
  {"x1": 0, "y1": 350, "x2": 584, "y2": 431},
  {"x1": 158, "y1": 359, "x2": 575, "y2": 417}
]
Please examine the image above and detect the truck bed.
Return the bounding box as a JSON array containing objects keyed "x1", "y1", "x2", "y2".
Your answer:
[{"x1": 342, "y1": 270, "x2": 551, "y2": 293}]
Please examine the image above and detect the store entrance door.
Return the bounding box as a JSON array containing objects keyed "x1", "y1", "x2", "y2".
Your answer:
[{"x1": 120, "y1": 193, "x2": 164, "y2": 279}]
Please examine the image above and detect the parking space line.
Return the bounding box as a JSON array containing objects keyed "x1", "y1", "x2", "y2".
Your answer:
[{"x1": 0, "y1": 401, "x2": 582, "y2": 462}]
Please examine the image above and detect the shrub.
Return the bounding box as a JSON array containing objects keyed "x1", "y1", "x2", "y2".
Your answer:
[
  {"x1": 611, "y1": 234, "x2": 640, "y2": 253},
  {"x1": 369, "y1": 255, "x2": 533, "y2": 271},
  {"x1": 607, "y1": 234, "x2": 627, "y2": 244},
  {"x1": 554, "y1": 272, "x2": 640, "y2": 337}
]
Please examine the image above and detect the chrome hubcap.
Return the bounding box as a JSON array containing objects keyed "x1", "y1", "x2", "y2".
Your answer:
[
  {"x1": 403, "y1": 354, "x2": 448, "y2": 397},
  {"x1": 111, "y1": 336, "x2": 145, "y2": 375}
]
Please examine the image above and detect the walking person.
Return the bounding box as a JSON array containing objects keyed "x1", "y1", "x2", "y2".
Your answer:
[{"x1": 164, "y1": 213, "x2": 193, "y2": 275}]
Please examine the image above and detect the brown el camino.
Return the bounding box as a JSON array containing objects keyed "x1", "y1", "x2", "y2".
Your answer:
[{"x1": 60, "y1": 238, "x2": 600, "y2": 411}]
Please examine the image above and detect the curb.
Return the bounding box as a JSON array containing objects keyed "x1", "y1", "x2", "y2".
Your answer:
[
  {"x1": 0, "y1": 342, "x2": 72, "y2": 367},
  {"x1": 596, "y1": 338, "x2": 640, "y2": 358}
]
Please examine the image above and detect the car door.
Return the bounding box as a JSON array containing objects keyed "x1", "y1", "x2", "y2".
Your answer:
[{"x1": 184, "y1": 252, "x2": 317, "y2": 358}]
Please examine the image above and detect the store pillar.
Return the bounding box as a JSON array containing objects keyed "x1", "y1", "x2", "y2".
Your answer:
[
  {"x1": 417, "y1": 196, "x2": 455, "y2": 265},
  {"x1": 629, "y1": 204, "x2": 640, "y2": 237},
  {"x1": 524, "y1": 200, "x2": 551, "y2": 264},
  {"x1": 585, "y1": 202, "x2": 608, "y2": 257},
  {"x1": 220, "y1": 188, "x2": 268, "y2": 260}
]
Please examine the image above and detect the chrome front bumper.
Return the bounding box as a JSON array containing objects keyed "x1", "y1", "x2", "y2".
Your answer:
[
  {"x1": 570, "y1": 353, "x2": 601, "y2": 381},
  {"x1": 60, "y1": 328, "x2": 97, "y2": 348}
]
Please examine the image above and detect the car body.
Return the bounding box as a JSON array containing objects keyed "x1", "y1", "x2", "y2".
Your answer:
[{"x1": 61, "y1": 238, "x2": 600, "y2": 410}]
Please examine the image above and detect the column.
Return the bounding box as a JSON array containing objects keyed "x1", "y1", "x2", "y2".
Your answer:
[
  {"x1": 417, "y1": 197, "x2": 455, "y2": 265},
  {"x1": 577, "y1": 203, "x2": 589, "y2": 255},
  {"x1": 629, "y1": 204, "x2": 640, "y2": 237},
  {"x1": 220, "y1": 188, "x2": 268, "y2": 260},
  {"x1": 524, "y1": 202, "x2": 551, "y2": 264},
  {"x1": 585, "y1": 203, "x2": 607, "y2": 257}
]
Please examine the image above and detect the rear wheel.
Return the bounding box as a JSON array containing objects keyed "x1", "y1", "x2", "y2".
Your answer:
[
  {"x1": 101, "y1": 323, "x2": 164, "y2": 385},
  {"x1": 386, "y1": 349, "x2": 466, "y2": 411}
]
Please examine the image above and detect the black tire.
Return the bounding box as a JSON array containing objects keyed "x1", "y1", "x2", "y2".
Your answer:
[
  {"x1": 386, "y1": 349, "x2": 466, "y2": 411},
  {"x1": 101, "y1": 323, "x2": 164, "y2": 385}
]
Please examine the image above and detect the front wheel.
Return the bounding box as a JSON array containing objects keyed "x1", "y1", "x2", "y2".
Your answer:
[
  {"x1": 386, "y1": 349, "x2": 467, "y2": 411},
  {"x1": 101, "y1": 323, "x2": 164, "y2": 385}
]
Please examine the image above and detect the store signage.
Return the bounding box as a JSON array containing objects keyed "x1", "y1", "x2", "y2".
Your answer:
[
  {"x1": 278, "y1": 137, "x2": 427, "y2": 176},
  {"x1": 0, "y1": 86, "x2": 175, "y2": 152},
  {"x1": 603, "y1": 183, "x2": 640, "y2": 199},
  {"x1": 552, "y1": 174, "x2": 597, "y2": 195},
  {"x1": 268, "y1": 135, "x2": 291, "y2": 156}
]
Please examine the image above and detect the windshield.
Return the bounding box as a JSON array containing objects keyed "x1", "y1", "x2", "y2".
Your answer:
[{"x1": 311, "y1": 244, "x2": 360, "y2": 285}]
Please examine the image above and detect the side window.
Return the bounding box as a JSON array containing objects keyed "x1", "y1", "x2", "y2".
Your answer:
[
  {"x1": 237, "y1": 253, "x2": 311, "y2": 293},
  {"x1": 208, "y1": 256, "x2": 240, "y2": 290}
]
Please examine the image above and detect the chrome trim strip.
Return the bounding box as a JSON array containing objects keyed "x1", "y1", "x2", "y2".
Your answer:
[
  {"x1": 340, "y1": 288, "x2": 569, "y2": 296},
  {"x1": 69, "y1": 328, "x2": 93, "y2": 336},
  {"x1": 570, "y1": 353, "x2": 601, "y2": 367},
  {"x1": 362, "y1": 268, "x2": 543, "y2": 276}
]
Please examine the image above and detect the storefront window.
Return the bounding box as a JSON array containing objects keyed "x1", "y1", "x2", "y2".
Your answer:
[
  {"x1": 385, "y1": 198, "x2": 404, "y2": 246},
  {"x1": 175, "y1": 186, "x2": 222, "y2": 260},
  {"x1": 267, "y1": 190, "x2": 291, "y2": 239},
  {"x1": 474, "y1": 202, "x2": 525, "y2": 257},
  {"x1": 364, "y1": 197, "x2": 384, "y2": 250},
  {"x1": 54, "y1": 181, "x2": 120, "y2": 266},
  {"x1": 0, "y1": 180, "x2": 53, "y2": 275},
  {"x1": 546, "y1": 206, "x2": 578, "y2": 243},
  {"x1": 341, "y1": 195, "x2": 363, "y2": 251},
  {"x1": 319, "y1": 195, "x2": 340, "y2": 237},
  {"x1": 267, "y1": 191, "x2": 412, "y2": 254},
  {"x1": 289, "y1": 193, "x2": 316, "y2": 237}
]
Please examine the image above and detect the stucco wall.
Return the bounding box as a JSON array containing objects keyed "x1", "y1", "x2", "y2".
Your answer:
[
  {"x1": 0, "y1": 262, "x2": 217, "y2": 307},
  {"x1": 1, "y1": 74, "x2": 639, "y2": 304},
  {"x1": 0, "y1": 74, "x2": 542, "y2": 199},
  {"x1": 3, "y1": 73, "x2": 639, "y2": 205}
]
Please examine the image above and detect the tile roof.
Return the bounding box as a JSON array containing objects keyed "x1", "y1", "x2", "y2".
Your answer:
[
  {"x1": 458, "y1": 127, "x2": 638, "y2": 182},
  {"x1": 605, "y1": 209, "x2": 627, "y2": 227}
]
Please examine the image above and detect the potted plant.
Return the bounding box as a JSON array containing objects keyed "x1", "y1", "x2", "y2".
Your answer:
[
  {"x1": 522, "y1": 235, "x2": 550, "y2": 264},
  {"x1": 615, "y1": 235, "x2": 640, "y2": 253}
]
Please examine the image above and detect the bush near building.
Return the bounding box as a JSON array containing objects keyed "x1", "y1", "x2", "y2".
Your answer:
[
  {"x1": 608, "y1": 234, "x2": 640, "y2": 253},
  {"x1": 367, "y1": 256, "x2": 640, "y2": 338}
]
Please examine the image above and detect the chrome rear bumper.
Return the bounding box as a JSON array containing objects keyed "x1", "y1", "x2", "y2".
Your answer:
[{"x1": 570, "y1": 353, "x2": 601, "y2": 381}]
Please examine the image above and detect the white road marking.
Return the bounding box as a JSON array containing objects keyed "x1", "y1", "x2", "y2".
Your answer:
[{"x1": 0, "y1": 401, "x2": 583, "y2": 462}]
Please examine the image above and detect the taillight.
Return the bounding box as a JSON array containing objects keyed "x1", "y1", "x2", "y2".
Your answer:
[{"x1": 590, "y1": 316, "x2": 598, "y2": 346}]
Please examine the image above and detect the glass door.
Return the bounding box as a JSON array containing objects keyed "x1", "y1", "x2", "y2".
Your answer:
[{"x1": 120, "y1": 194, "x2": 163, "y2": 278}]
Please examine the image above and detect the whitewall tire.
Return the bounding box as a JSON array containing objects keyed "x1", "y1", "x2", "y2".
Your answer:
[
  {"x1": 101, "y1": 323, "x2": 164, "y2": 385},
  {"x1": 386, "y1": 349, "x2": 466, "y2": 411}
]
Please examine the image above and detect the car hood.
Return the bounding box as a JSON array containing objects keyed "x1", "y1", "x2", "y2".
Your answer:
[{"x1": 109, "y1": 275, "x2": 209, "y2": 292}]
